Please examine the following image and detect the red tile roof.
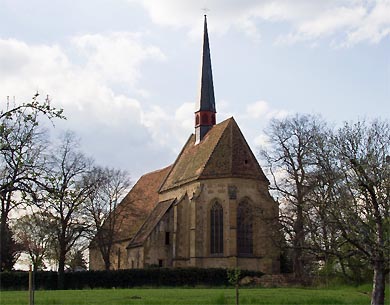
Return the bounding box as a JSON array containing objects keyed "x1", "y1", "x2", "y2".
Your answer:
[
  {"x1": 127, "y1": 198, "x2": 175, "y2": 248},
  {"x1": 110, "y1": 165, "x2": 172, "y2": 241}
]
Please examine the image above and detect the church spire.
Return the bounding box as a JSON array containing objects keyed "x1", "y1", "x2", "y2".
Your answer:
[{"x1": 195, "y1": 15, "x2": 216, "y2": 144}]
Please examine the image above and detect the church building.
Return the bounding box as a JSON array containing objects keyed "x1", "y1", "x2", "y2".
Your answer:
[{"x1": 89, "y1": 16, "x2": 280, "y2": 274}]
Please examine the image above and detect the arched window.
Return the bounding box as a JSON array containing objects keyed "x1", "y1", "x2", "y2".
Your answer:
[
  {"x1": 211, "y1": 114, "x2": 216, "y2": 125},
  {"x1": 202, "y1": 113, "x2": 209, "y2": 125},
  {"x1": 237, "y1": 200, "x2": 253, "y2": 256},
  {"x1": 195, "y1": 114, "x2": 199, "y2": 125},
  {"x1": 210, "y1": 201, "x2": 223, "y2": 255}
]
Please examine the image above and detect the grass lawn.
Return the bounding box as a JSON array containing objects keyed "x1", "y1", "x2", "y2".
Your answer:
[{"x1": 0, "y1": 285, "x2": 384, "y2": 305}]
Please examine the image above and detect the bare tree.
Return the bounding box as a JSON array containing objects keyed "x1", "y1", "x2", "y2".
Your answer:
[
  {"x1": 302, "y1": 130, "x2": 371, "y2": 283},
  {"x1": 0, "y1": 93, "x2": 64, "y2": 271},
  {"x1": 86, "y1": 167, "x2": 131, "y2": 270},
  {"x1": 260, "y1": 114, "x2": 326, "y2": 280},
  {"x1": 326, "y1": 120, "x2": 389, "y2": 305},
  {"x1": 41, "y1": 131, "x2": 93, "y2": 288}
]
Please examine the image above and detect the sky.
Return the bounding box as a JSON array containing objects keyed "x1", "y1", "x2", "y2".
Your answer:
[{"x1": 1, "y1": 0, "x2": 389, "y2": 180}]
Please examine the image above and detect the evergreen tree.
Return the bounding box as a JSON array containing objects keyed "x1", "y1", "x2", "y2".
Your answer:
[{"x1": 0, "y1": 222, "x2": 20, "y2": 271}]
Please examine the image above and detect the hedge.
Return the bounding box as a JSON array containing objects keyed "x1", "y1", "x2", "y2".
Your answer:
[{"x1": 0, "y1": 268, "x2": 263, "y2": 290}]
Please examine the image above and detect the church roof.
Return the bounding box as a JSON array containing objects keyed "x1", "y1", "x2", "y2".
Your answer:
[
  {"x1": 109, "y1": 165, "x2": 171, "y2": 242},
  {"x1": 127, "y1": 198, "x2": 175, "y2": 248},
  {"x1": 159, "y1": 117, "x2": 269, "y2": 192}
]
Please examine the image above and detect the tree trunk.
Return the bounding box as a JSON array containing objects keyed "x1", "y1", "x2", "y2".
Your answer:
[
  {"x1": 100, "y1": 244, "x2": 111, "y2": 271},
  {"x1": 32, "y1": 260, "x2": 38, "y2": 273},
  {"x1": 371, "y1": 260, "x2": 385, "y2": 305},
  {"x1": 57, "y1": 249, "x2": 66, "y2": 289},
  {"x1": 292, "y1": 205, "x2": 304, "y2": 280},
  {"x1": 0, "y1": 212, "x2": 7, "y2": 271},
  {"x1": 1, "y1": 196, "x2": 12, "y2": 272},
  {"x1": 104, "y1": 256, "x2": 110, "y2": 271},
  {"x1": 0, "y1": 213, "x2": 17, "y2": 272}
]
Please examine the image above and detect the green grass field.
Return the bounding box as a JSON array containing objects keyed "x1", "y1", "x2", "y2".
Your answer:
[{"x1": 0, "y1": 285, "x2": 385, "y2": 305}]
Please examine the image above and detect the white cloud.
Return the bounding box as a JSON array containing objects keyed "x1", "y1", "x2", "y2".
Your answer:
[
  {"x1": 175, "y1": 102, "x2": 195, "y2": 132},
  {"x1": 216, "y1": 99, "x2": 235, "y2": 121},
  {"x1": 266, "y1": 109, "x2": 289, "y2": 120},
  {"x1": 128, "y1": 0, "x2": 390, "y2": 45},
  {"x1": 141, "y1": 102, "x2": 194, "y2": 152},
  {"x1": 0, "y1": 39, "x2": 72, "y2": 97},
  {"x1": 289, "y1": 6, "x2": 367, "y2": 42},
  {"x1": 129, "y1": 0, "x2": 199, "y2": 27},
  {"x1": 0, "y1": 35, "x2": 176, "y2": 176},
  {"x1": 345, "y1": 0, "x2": 390, "y2": 45},
  {"x1": 244, "y1": 100, "x2": 288, "y2": 121},
  {"x1": 71, "y1": 32, "x2": 165, "y2": 87},
  {"x1": 246, "y1": 100, "x2": 269, "y2": 118},
  {"x1": 253, "y1": 133, "x2": 269, "y2": 147}
]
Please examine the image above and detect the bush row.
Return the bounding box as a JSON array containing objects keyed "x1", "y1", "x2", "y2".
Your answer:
[
  {"x1": 0, "y1": 268, "x2": 263, "y2": 290},
  {"x1": 0, "y1": 271, "x2": 58, "y2": 290}
]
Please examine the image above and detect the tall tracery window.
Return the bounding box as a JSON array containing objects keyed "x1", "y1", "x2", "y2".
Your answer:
[
  {"x1": 210, "y1": 201, "x2": 224, "y2": 255},
  {"x1": 237, "y1": 200, "x2": 253, "y2": 255}
]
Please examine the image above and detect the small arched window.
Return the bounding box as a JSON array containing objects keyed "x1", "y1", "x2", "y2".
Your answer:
[
  {"x1": 210, "y1": 201, "x2": 223, "y2": 255},
  {"x1": 211, "y1": 114, "x2": 216, "y2": 125},
  {"x1": 237, "y1": 200, "x2": 253, "y2": 256},
  {"x1": 195, "y1": 114, "x2": 199, "y2": 125},
  {"x1": 202, "y1": 113, "x2": 209, "y2": 125}
]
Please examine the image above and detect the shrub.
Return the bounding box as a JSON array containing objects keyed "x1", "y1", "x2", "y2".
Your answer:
[{"x1": 0, "y1": 268, "x2": 263, "y2": 290}]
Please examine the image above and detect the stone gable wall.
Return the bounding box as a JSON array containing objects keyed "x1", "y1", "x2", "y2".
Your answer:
[
  {"x1": 142, "y1": 208, "x2": 174, "y2": 267},
  {"x1": 157, "y1": 177, "x2": 280, "y2": 273},
  {"x1": 89, "y1": 240, "x2": 130, "y2": 270},
  {"x1": 127, "y1": 246, "x2": 144, "y2": 269}
]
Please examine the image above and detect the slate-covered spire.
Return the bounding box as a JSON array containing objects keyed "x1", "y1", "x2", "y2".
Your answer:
[{"x1": 195, "y1": 15, "x2": 216, "y2": 144}]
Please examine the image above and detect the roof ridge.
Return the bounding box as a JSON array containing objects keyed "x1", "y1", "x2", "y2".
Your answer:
[
  {"x1": 121, "y1": 164, "x2": 170, "y2": 205},
  {"x1": 200, "y1": 117, "x2": 234, "y2": 174},
  {"x1": 158, "y1": 134, "x2": 194, "y2": 193},
  {"x1": 140, "y1": 164, "x2": 172, "y2": 178},
  {"x1": 159, "y1": 117, "x2": 237, "y2": 192}
]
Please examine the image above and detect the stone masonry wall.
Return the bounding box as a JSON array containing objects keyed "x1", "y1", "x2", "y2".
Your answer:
[{"x1": 157, "y1": 177, "x2": 280, "y2": 273}]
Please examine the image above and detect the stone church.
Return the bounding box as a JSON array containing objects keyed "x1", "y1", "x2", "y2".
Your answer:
[{"x1": 89, "y1": 16, "x2": 280, "y2": 274}]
